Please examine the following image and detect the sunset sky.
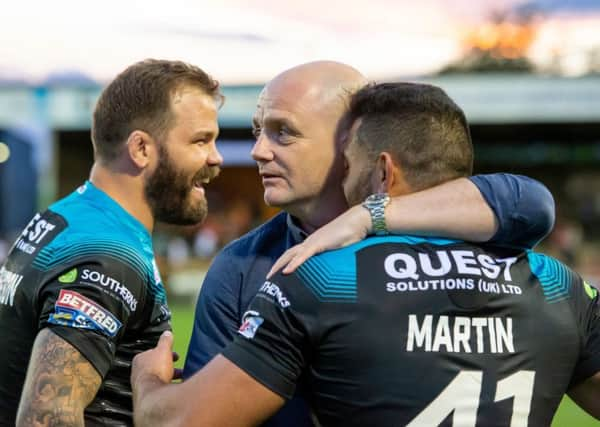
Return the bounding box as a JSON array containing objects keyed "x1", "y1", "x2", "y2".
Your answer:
[{"x1": 1, "y1": 0, "x2": 599, "y2": 83}]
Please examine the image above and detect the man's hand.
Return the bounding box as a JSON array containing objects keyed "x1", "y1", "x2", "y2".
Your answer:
[
  {"x1": 268, "y1": 204, "x2": 371, "y2": 277},
  {"x1": 133, "y1": 348, "x2": 286, "y2": 427},
  {"x1": 132, "y1": 331, "x2": 185, "y2": 427},
  {"x1": 132, "y1": 330, "x2": 180, "y2": 387}
]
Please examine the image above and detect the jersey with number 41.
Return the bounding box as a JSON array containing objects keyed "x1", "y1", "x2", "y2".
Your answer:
[{"x1": 223, "y1": 235, "x2": 600, "y2": 427}]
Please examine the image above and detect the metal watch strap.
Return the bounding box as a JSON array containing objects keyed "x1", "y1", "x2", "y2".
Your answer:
[
  {"x1": 371, "y1": 204, "x2": 387, "y2": 235},
  {"x1": 363, "y1": 193, "x2": 390, "y2": 236}
]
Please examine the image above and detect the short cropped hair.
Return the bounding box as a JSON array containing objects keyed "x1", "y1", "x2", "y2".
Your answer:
[
  {"x1": 347, "y1": 82, "x2": 473, "y2": 191},
  {"x1": 92, "y1": 59, "x2": 222, "y2": 163}
]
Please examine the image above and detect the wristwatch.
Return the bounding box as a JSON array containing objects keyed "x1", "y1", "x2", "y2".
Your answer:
[{"x1": 362, "y1": 193, "x2": 390, "y2": 235}]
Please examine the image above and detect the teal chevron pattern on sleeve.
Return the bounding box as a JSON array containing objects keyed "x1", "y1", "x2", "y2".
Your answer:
[
  {"x1": 527, "y1": 252, "x2": 575, "y2": 303},
  {"x1": 294, "y1": 235, "x2": 459, "y2": 303},
  {"x1": 33, "y1": 240, "x2": 166, "y2": 303},
  {"x1": 296, "y1": 252, "x2": 357, "y2": 302}
]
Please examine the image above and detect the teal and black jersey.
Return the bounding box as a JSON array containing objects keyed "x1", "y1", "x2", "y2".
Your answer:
[
  {"x1": 223, "y1": 236, "x2": 600, "y2": 427},
  {"x1": 0, "y1": 182, "x2": 170, "y2": 427}
]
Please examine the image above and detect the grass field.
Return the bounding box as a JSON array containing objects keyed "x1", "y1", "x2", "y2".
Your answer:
[{"x1": 170, "y1": 303, "x2": 600, "y2": 426}]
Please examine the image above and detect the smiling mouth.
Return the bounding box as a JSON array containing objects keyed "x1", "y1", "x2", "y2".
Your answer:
[{"x1": 192, "y1": 177, "x2": 212, "y2": 193}]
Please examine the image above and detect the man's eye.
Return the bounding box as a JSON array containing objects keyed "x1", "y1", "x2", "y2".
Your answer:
[
  {"x1": 279, "y1": 126, "x2": 295, "y2": 137},
  {"x1": 252, "y1": 127, "x2": 261, "y2": 138}
]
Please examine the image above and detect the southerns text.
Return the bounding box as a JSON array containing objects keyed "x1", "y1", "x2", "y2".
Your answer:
[{"x1": 81, "y1": 269, "x2": 138, "y2": 311}]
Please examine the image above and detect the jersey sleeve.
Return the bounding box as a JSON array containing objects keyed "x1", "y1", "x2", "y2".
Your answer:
[
  {"x1": 569, "y1": 279, "x2": 600, "y2": 387},
  {"x1": 37, "y1": 257, "x2": 146, "y2": 377},
  {"x1": 183, "y1": 249, "x2": 242, "y2": 378},
  {"x1": 469, "y1": 173, "x2": 555, "y2": 248},
  {"x1": 221, "y1": 272, "x2": 319, "y2": 400}
]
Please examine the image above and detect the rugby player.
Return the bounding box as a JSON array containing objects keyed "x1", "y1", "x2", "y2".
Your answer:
[
  {"x1": 183, "y1": 61, "x2": 554, "y2": 426},
  {"x1": 132, "y1": 82, "x2": 596, "y2": 426},
  {"x1": 0, "y1": 59, "x2": 222, "y2": 426}
]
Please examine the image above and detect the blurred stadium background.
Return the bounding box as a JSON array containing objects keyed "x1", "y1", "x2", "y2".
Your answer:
[{"x1": 1, "y1": 0, "x2": 600, "y2": 425}]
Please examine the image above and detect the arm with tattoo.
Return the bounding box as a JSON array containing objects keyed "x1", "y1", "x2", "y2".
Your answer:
[{"x1": 16, "y1": 328, "x2": 102, "y2": 427}]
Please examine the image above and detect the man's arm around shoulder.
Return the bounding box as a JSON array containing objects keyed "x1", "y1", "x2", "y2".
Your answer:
[
  {"x1": 16, "y1": 328, "x2": 101, "y2": 427},
  {"x1": 134, "y1": 332, "x2": 284, "y2": 427}
]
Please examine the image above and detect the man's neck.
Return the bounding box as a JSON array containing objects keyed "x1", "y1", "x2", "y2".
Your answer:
[
  {"x1": 89, "y1": 163, "x2": 154, "y2": 233},
  {"x1": 286, "y1": 197, "x2": 348, "y2": 235}
]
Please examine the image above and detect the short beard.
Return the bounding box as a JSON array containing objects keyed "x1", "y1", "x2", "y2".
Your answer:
[{"x1": 144, "y1": 145, "x2": 218, "y2": 226}]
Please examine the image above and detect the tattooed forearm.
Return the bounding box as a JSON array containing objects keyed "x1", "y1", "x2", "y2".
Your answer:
[{"x1": 16, "y1": 328, "x2": 102, "y2": 427}]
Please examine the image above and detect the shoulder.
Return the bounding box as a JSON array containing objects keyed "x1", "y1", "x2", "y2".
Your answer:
[
  {"x1": 526, "y1": 251, "x2": 577, "y2": 280},
  {"x1": 50, "y1": 189, "x2": 149, "y2": 251},
  {"x1": 37, "y1": 200, "x2": 155, "y2": 285},
  {"x1": 296, "y1": 235, "x2": 462, "y2": 302},
  {"x1": 306, "y1": 235, "x2": 460, "y2": 269},
  {"x1": 526, "y1": 251, "x2": 582, "y2": 301},
  {"x1": 312, "y1": 235, "x2": 460, "y2": 263}
]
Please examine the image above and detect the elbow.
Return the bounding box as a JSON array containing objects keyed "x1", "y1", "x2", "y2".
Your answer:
[{"x1": 514, "y1": 177, "x2": 556, "y2": 247}]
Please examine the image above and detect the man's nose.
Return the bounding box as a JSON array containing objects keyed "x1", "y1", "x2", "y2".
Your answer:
[{"x1": 251, "y1": 133, "x2": 274, "y2": 162}]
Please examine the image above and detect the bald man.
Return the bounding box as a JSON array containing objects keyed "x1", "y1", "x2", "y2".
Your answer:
[{"x1": 165, "y1": 61, "x2": 554, "y2": 426}]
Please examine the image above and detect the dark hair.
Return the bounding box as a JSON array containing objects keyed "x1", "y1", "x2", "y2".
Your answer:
[
  {"x1": 91, "y1": 59, "x2": 222, "y2": 163},
  {"x1": 347, "y1": 82, "x2": 473, "y2": 191}
]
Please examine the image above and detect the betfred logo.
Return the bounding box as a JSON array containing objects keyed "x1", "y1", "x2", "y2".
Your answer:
[{"x1": 49, "y1": 289, "x2": 122, "y2": 337}]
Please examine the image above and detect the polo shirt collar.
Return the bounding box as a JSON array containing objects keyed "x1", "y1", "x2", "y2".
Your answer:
[{"x1": 286, "y1": 214, "x2": 309, "y2": 243}]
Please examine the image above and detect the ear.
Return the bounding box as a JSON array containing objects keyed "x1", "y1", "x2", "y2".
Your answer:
[
  {"x1": 126, "y1": 130, "x2": 155, "y2": 169},
  {"x1": 373, "y1": 152, "x2": 396, "y2": 193}
]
